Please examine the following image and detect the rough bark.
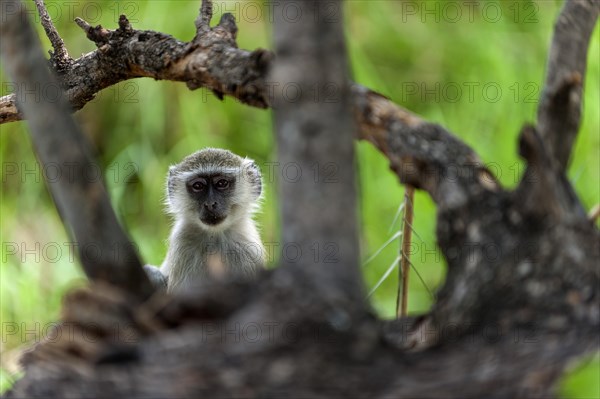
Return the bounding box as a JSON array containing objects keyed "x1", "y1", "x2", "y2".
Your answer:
[
  {"x1": 33, "y1": 0, "x2": 72, "y2": 71},
  {"x1": 2, "y1": 0, "x2": 599, "y2": 398},
  {"x1": 0, "y1": 9, "x2": 271, "y2": 124}
]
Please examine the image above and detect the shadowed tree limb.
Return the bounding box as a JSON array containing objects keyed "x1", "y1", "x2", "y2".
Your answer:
[
  {"x1": 0, "y1": 0, "x2": 154, "y2": 300},
  {"x1": 270, "y1": 0, "x2": 365, "y2": 313}
]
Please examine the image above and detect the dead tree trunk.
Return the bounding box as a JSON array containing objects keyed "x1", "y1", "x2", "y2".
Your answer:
[{"x1": 1, "y1": 0, "x2": 598, "y2": 398}]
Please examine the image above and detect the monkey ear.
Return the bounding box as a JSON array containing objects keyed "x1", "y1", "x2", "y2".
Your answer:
[
  {"x1": 244, "y1": 161, "x2": 262, "y2": 199},
  {"x1": 167, "y1": 167, "x2": 176, "y2": 204}
]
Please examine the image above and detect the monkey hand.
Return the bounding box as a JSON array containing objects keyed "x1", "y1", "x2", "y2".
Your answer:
[{"x1": 143, "y1": 265, "x2": 168, "y2": 291}]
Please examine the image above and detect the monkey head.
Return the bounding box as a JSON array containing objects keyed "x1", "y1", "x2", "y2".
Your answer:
[{"x1": 166, "y1": 148, "x2": 262, "y2": 231}]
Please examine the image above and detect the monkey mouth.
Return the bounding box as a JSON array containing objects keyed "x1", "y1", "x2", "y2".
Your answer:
[{"x1": 201, "y1": 212, "x2": 226, "y2": 226}]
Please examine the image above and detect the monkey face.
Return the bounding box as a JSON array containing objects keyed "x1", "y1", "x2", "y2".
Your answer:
[
  {"x1": 165, "y1": 148, "x2": 263, "y2": 232},
  {"x1": 185, "y1": 174, "x2": 237, "y2": 227}
]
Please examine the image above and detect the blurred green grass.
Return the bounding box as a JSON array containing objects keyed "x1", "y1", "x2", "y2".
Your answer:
[{"x1": 1, "y1": 1, "x2": 598, "y2": 396}]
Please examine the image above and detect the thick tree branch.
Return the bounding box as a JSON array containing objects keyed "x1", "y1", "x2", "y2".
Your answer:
[
  {"x1": 353, "y1": 86, "x2": 500, "y2": 210},
  {"x1": 0, "y1": 15, "x2": 269, "y2": 124},
  {"x1": 271, "y1": 0, "x2": 364, "y2": 311},
  {"x1": 537, "y1": 0, "x2": 599, "y2": 170},
  {"x1": 0, "y1": 0, "x2": 153, "y2": 300}
]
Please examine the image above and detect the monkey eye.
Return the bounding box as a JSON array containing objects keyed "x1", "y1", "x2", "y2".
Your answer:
[
  {"x1": 189, "y1": 178, "x2": 206, "y2": 192},
  {"x1": 215, "y1": 179, "x2": 230, "y2": 190}
]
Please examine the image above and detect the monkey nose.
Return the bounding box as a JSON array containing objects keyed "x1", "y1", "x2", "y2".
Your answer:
[{"x1": 204, "y1": 202, "x2": 218, "y2": 210}]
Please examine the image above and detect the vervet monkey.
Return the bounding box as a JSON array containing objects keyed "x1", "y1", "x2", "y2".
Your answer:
[{"x1": 144, "y1": 148, "x2": 265, "y2": 292}]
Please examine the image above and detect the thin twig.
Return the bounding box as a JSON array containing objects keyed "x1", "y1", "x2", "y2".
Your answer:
[
  {"x1": 367, "y1": 255, "x2": 400, "y2": 298},
  {"x1": 73, "y1": 17, "x2": 91, "y2": 31},
  {"x1": 388, "y1": 202, "x2": 405, "y2": 234},
  {"x1": 362, "y1": 230, "x2": 402, "y2": 268},
  {"x1": 405, "y1": 219, "x2": 424, "y2": 244},
  {"x1": 397, "y1": 185, "x2": 415, "y2": 318},
  {"x1": 405, "y1": 257, "x2": 434, "y2": 299},
  {"x1": 33, "y1": 0, "x2": 70, "y2": 69}
]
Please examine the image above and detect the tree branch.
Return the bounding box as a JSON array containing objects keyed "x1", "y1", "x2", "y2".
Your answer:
[
  {"x1": 511, "y1": 0, "x2": 599, "y2": 224},
  {"x1": 537, "y1": 0, "x2": 599, "y2": 170},
  {"x1": 0, "y1": 0, "x2": 153, "y2": 300},
  {"x1": 74, "y1": 16, "x2": 111, "y2": 45},
  {"x1": 0, "y1": 14, "x2": 268, "y2": 124},
  {"x1": 353, "y1": 85, "x2": 500, "y2": 210},
  {"x1": 271, "y1": 0, "x2": 364, "y2": 312},
  {"x1": 195, "y1": 0, "x2": 213, "y2": 35},
  {"x1": 33, "y1": 0, "x2": 71, "y2": 70}
]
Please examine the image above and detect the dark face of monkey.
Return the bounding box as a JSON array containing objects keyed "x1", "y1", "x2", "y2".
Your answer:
[{"x1": 185, "y1": 173, "x2": 237, "y2": 226}]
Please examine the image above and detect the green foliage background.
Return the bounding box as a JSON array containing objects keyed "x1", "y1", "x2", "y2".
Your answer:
[{"x1": 1, "y1": 1, "x2": 598, "y2": 396}]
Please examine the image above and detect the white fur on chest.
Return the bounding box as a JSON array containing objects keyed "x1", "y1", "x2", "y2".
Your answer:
[{"x1": 163, "y1": 219, "x2": 264, "y2": 292}]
